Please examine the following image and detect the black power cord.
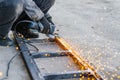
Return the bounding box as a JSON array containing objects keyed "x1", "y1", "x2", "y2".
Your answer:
[
  {"x1": 0, "y1": 49, "x2": 38, "y2": 80},
  {"x1": 22, "y1": 39, "x2": 39, "y2": 52}
]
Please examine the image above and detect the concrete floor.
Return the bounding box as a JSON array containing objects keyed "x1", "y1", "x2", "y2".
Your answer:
[
  {"x1": 0, "y1": 0, "x2": 120, "y2": 80},
  {"x1": 50, "y1": 0, "x2": 120, "y2": 80},
  {"x1": 0, "y1": 46, "x2": 30, "y2": 80}
]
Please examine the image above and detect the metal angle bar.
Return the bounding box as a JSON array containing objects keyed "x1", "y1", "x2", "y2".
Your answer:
[
  {"x1": 24, "y1": 39, "x2": 55, "y2": 44},
  {"x1": 44, "y1": 70, "x2": 94, "y2": 80},
  {"x1": 13, "y1": 33, "x2": 45, "y2": 80},
  {"x1": 31, "y1": 51, "x2": 68, "y2": 58},
  {"x1": 55, "y1": 37, "x2": 103, "y2": 80}
]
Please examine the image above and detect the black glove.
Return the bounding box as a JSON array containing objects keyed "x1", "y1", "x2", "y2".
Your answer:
[
  {"x1": 38, "y1": 17, "x2": 55, "y2": 34},
  {"x1": 15, "y1": 17, "x2": 55, "y2": 38},
  {"x1": 15, "y1": 20, "x2": 39, "y2": 38}
]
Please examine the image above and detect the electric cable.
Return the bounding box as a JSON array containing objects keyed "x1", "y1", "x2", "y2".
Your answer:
[
  {"x1": 22, "y1": 39, "x2": 39, "y2": 52},
  {"x1": 0, "y1": 49, "x2": 38, "y2": 80}
]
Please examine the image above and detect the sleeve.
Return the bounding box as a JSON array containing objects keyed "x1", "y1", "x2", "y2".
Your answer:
[{"x1": 24, "y1": 0, "x2": 44, "y2": 21}]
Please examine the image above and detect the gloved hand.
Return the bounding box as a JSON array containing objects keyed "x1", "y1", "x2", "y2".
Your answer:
[
  {"x1": 15, "y1": 20, "x2": 40, "y2": 38},
  {"x1": 38, "y1": 17, "x2": 55, "y2": 34},
  {"x1": 15, "y1": 17, "x2": 55, "y2": 38}
]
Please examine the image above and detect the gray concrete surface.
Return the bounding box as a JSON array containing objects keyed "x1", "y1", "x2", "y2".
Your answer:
[
  {"x1": 0, "y1": 0, "x2": 120, "y2": 80},
  {"x1": 0, "y1": 46, "x2": 30, "y2": 80},
  {"x1": 50, "y1": 0, "x2": 120, "y2": 80}
]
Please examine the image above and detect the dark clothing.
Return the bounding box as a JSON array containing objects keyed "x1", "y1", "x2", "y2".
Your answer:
[
  {"x1": 0, "y1": 0, "x2": 23, "y2": 38},
  {"x1": 33, "y1": 0, "x2": 55, "y2": 14},
  {"x1": 0, "y1": 0, "x2": 55, "y2": 38}
]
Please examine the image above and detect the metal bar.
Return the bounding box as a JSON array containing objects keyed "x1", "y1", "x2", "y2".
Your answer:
[
  {"x1": 44, "y1": 70, "x2": 96, "y2": 80},
  {"x1": 13, "y1": 33, "x2": 45, "y2": 80},
  {"x1": 24, "y1": 39, "x2": 55, "y2": 44},
  {"x1": 31, "y1": 51, "x2": 68, "y2": 58},
  {"x1": 55, "y1": 36, "x2": 103, "y2": 80}
]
